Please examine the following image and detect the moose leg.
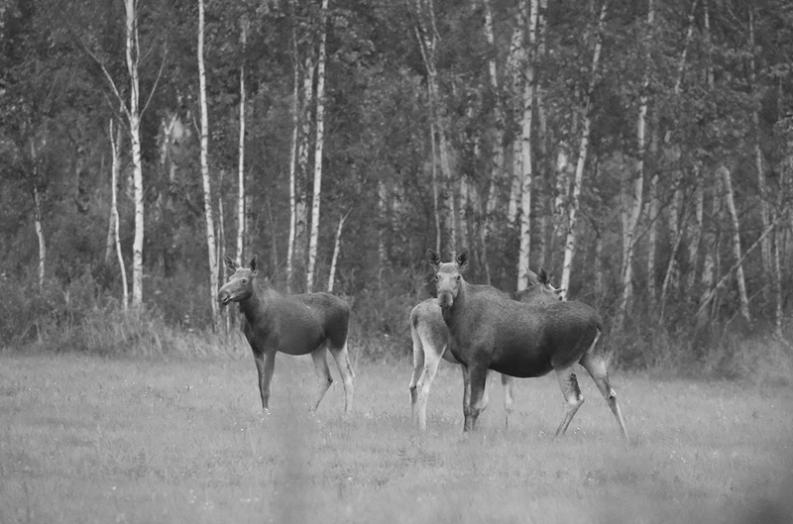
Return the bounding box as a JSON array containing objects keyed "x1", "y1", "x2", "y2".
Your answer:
[
  {"x1": 329, "y1": 342, "x2": 355, "y2": 414},
  {"x1": 580, "y1": 352, "x2": 629, "y2": 441},
  {"x1": 554, "y1": 366, "x2": 584, "y2": 437},
  {"x1": 464, "y1": 364, "x2": 489, "y2": 432},
  {"x1": 408, "y1": 327, "x2": 426, "y2": 418},
  {"x1": 461, "y1": 365, "x2": 471, "y2": 422},
  {"x1": 414, "y1": 344, "x2": 443, "y2": 431},
  {"x1": 254, "y1": 351, "x2": 276, "y2": 413},
  {"x1": 501, "y1": 374, "x2": 514, "y2": 429},
  {"x1": 310, "y1": 346, "x2": 333, "y2": 412}
]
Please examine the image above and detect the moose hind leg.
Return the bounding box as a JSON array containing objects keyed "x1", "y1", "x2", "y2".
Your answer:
[
  {"x1": 254, "y1": 351, "x2": 276, "y2": 413},
  {"x1": 415, "y1": 344, "x2": 443, "y2": 431},
  {"x1": 554, "y1": 366, "x2": 584, "y2": 437},
  {"x1": 501, "y1": 374, "x2": 515, "y2": 430},
  {"x1": 408, "y1": 327, "x2": 426, "y2": 417},
  {"x1": 310, "y1": 346, "x2": 333, "y2": 412},
  {"x1": 580, "y1": 352, "x2": 629, "y2": 440},
  {"x1": 329, "y1": 341, "x2": 355, "y2": 414}
]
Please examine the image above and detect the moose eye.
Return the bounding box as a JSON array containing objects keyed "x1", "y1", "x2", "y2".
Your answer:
[
  {"x1": 456, "y1": 275, "x2": 461, "y2": 281},
  {"x1": 434, "y1": 274, "x2": 440, "y2": 282},
  {"x1": 241, "y1": 278, "x2": 248, "y2": 284}
]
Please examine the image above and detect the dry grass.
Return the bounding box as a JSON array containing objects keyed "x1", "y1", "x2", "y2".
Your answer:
[{"x1": 1, "y1": 351, "x2": 792, "y2": 524}]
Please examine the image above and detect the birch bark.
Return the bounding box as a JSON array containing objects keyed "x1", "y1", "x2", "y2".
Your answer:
[
  {"x1": 306, "y1": 0, "x2": 329, "y2": 293},
  {"x1": 198, "y1": 0, "x2": 220, "y2": 328},
  {"x1": 559, "y1": 1, "x2": 607, "y2": 299}
]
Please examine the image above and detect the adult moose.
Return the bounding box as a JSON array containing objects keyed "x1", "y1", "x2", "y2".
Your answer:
[
  {"x1": 408, "y1": 270, "x2": 561, "y2": 431},
  {"x1": 218, "y1": 256, "x2": 354, "y2": 414},
  {"x1": 429, "y1": 250, "x2": 628, "y2": 440}
]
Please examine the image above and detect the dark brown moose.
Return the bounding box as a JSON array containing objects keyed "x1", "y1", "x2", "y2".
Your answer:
[
  {"x1": 218, "y1": 256, "x2": 354, "y2": 414},
  {"x1": 429, "y1": 250, "x2": 628, "y2": 439},
  {"x1": 408, "y1": 269, "x2": 561, "y2": 431}
]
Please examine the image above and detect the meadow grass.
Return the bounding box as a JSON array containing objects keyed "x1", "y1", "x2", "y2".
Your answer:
[{"x1": 1, "y1": 351, "x2": 792, "y2": 524}]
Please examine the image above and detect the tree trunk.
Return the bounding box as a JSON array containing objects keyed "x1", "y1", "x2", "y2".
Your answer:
[
  {"x1": 294, "y1": 53, "x2": 315, "y2": 291},
  {"x1": 235, "y1": 16, "x2": 248, "y2": 266},
  {"x1": 646, "y1": 172, "x2": 659, "y2": 304},
  {"x1": 306, "y1": 0, "x2": 329, "y2": 293},
  {"x1": 327, "y1": 211, "x2": 350, "y2": 293},
  {"x1": 124, "y1": 0, "x2": 144, "y2": 309},
  {"x1": 286, "y1": 1, "x2": 300, "y2": 293},
  {"x1": 748, "y1": 7, "x2": 772, "y2": 276},
  {"x1": 685, "y1": 171, "x2": 704, "y2": 289},
  {"x1": 516, "y1": 0, "x2": 538, "y2": 292},
  {"x1": 109, "y1": 120, "x2": 128, "y2": 309},
  {"x1": 198, "y1": 0, "x2": 220, "y2": 328},
  {"x1": 559, "y1": 1, "x2": 607, "y2": 299},
  {"x1": 719, "y1": 165, "x2": 751, "y2": 323},
  {"x1": 416, "y1": 0, "x2": 454, "y2": 256},
  {"x1": 615, "y1": 0, "x2": 652, "y2": 330},
  {"x1": 32, "y1": 185, "x2": 46, "y2": 291},
  {"x1": 772, "y1": 217, "x2": 783, "y2": 338}
]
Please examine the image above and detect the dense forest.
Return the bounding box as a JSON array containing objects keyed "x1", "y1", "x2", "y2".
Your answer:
[{"x1": 1, "y1": 0, "x2": 792, "y2": 376}]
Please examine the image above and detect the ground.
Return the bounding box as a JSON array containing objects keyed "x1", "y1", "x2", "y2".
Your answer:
[{"x1": 1, "y1": 351, "x2": 792, "y2": 524}]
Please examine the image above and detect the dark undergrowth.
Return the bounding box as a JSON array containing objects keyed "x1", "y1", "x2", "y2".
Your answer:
[{"x1": 2, "y1": 272, "x2": 791, "y2": 384}]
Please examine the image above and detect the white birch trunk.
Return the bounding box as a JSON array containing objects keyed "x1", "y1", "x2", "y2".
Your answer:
[
  {"x1": 646, "y1": 172, "x2": 659, "y2": 303},
  {"x1": 615, "y1": 0, "x2": 652, "y2": 329},
  {"x1": 306, "y1": 0, "x2": 329, "y2": 293},
  {"x1": 327, "y1": 211, "x2": 350, "y2": 293},
  {"x1": 198, "y1": 0, "x2": 220, "y2": 328},
  {"x1": 294, "y1": 54, "x2": 314, "y2": 290},
  {"x1": 719, "y1": 165, "x2": 751, "y2": 322},
  {"x1": 125, "y1": 0, "x2": 144, "y2": 309},
  {"x1": 109, "y1": 120, "x2": 129, "y2": 309},
  {"x1": 773, "y1": 219, "x2": 783, "y2": 338},
  {"x1": 517, "y1": 0, "x2": 538, "y2": 291},
  {"x1": 559, "y1": 1, "x2": 607, "y2": 299},
  {"x1": 32, "y1": 185, "x2": 46, "y2": 291},
  {"x1": 286, "y1": 1, "x2": 300, "y2": 293},
  {"x1": 235, "y1": 17, "x2": 248, "y2": 266}
]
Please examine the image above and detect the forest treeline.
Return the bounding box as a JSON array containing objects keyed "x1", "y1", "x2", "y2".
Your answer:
[{"x1": 1, "y1": 0, "x2": 792, "y2": 376}]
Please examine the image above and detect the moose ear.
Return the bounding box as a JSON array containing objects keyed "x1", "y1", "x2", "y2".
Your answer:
[
  {"x1": 427, "y1": 249, "x2": 441, "y2": 269},
  {"x1": 224, "y1": 255, "x2": 237, "y2": 272},
  {"x1": 456, "y1": 250, "x2": 468, "y2": 269},
  {"x1": 248, "y1": 256, "x2": 257, "y2": 273}
]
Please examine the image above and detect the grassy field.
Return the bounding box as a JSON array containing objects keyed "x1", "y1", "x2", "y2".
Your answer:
[{"x1": 1, "y1": 351, "x2": 792, "y2": 524}]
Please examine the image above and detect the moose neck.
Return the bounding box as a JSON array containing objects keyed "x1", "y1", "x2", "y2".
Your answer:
[{"x1": 441, "y1": 279, "x2": 468, "y2": 326}]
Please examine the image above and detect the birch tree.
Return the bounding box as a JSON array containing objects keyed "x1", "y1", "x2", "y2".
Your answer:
[
  {"x1": 286, "y1": 0, "x2": 300, "y2": 292},
  {"x1": 81, "y1": 0, "x2": 161, "y2": 309},
  {"x1": 559, "y1": 1, "x2": 607, "y2": 299},
  {"x1": 198, "y1": 0, "x2": 220, "y2": 328},
  {"x1": 124, "y1": 0, "x2": 144, "y2": 309},
  {"x1": 719, "y1": 165, "x2": 751, "y2": 322},
  {"x1": 415, "y1": 0, "x2": 456, "y2": 257},
  {"x1": 614, "y1": 0, "x2": 652, "y2": 330},
  {"x1": 516, "y1": 0, "x2": 538, "y2": 291},
  {"x1": 30, "y1": 138, "x2": 46, "y2": 291},
  {"x1": 748, "y1": 7, "x2": 772, "y2": 277},
  {"x1": 306, "y1": 0, "x2": 329, "y2": 293},
  {"x1": 235, "y1": 15, "x2": 248, "y2": 266},
  {"x1": 108, "y1": 119, "x2": 128, "y2": 309}
]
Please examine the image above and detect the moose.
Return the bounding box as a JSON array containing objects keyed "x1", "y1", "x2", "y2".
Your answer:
[
  {"x1": 408, "y1": 269, "x2": 561, "y2": 431},
  {"x1": 429, "y1": 250, "x2": 628, "y2": 439},
  {"x1": 218, "y1": 256, "x2": 355, "y2": 414}
]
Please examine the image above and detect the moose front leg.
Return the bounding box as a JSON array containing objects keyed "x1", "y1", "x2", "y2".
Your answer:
[
  {"x1": 464, "y1": 364, "x2": 489, "y2": 432},
  {"x1": 254, "y1": 351, "x2": 276, "y2": 413}
]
